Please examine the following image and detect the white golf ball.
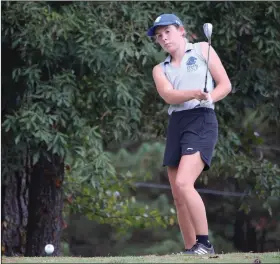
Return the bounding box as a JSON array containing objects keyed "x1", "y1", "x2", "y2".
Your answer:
[{"x1": 44, "y1": 244, "x2": 54, "y2": 254}]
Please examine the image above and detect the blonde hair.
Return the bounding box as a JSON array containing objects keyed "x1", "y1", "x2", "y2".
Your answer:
[{"x1": 174, "y1": 24, "x2": 187, "y2": 37}]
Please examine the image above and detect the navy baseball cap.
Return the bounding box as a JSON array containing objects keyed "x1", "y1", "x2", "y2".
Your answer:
[{"x1": 147, "y1": 14, "x2": 183, "y2": 37}]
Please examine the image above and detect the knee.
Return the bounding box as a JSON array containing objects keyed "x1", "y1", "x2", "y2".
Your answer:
[{"x1": 174, "y1": 179, "x2": 194, "y2": 192}]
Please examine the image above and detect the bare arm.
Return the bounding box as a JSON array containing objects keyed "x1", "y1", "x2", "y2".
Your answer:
[
  {"x1": 152, "y1": 65, "x2": 207, "y2": 105},
  {"x1": 200, "y1": 42, "x2": 232, "y2": 103}
]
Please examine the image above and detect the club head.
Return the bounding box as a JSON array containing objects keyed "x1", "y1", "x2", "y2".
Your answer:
[{"x1": 203, "y1": 23, "x2": 213, "y2": 41}]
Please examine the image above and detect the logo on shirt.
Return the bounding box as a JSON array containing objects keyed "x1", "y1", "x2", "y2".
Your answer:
[
  {"x1": 186, "y1": 56, "x2": 197, "y2": 65},
  {"x1": 186, "y1": 56, "x2": 198, "y2": 72}
]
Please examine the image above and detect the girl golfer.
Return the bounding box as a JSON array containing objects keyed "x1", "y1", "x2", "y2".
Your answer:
[{"x1": 147, "y1": 14, "x2": 231, "y2": 255}]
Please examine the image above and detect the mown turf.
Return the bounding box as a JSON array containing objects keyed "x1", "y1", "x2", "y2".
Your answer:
[{"x1": 2, "y1": 252, "x2": 280, "y2": 263}]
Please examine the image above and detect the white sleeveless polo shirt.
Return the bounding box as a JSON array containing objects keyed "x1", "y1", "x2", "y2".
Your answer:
[{"x1": 160, "y1": 40, "x2": 215, "y2": 115}]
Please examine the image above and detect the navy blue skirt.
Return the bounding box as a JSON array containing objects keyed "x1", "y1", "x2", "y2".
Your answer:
[{"x1": 163, "y1": 107, "x2": 218, "y2": 171}]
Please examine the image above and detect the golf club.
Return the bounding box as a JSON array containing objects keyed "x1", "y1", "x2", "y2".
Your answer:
[{"x1": 203, "y1": 23, "x2": 213, "y2": 93}]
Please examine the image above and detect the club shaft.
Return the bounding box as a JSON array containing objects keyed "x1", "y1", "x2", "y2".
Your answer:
[{"x1": 204, "y1": 42, "x2": 211, "y2": 93}]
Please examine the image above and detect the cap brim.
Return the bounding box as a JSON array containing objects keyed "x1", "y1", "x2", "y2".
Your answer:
[{"x1": 146, "y1": 22, "x2": 174, "y2": 37}]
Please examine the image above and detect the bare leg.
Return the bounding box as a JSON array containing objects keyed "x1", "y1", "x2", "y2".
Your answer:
[
  {"x1": 167, "y1": 166, "x2": 196, "y2": 249},
  {"x1": 175, "y1": 152, "x2": 208, "y2": 235}
]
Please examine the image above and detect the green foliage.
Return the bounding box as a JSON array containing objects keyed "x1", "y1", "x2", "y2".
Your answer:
[
  {"x1": 63, "y1": 142, "x2": 175, "y2": 232},
  {"x1": 111, "y1": 142, "x2": 165, "y2": 181},
  {"x1": 63, "y1": 174, "x2": 171, "y2": 232}
]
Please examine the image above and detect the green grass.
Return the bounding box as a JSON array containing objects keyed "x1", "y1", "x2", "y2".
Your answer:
[{"x1": 2, "y1": 252, "x2": 280, "y2": 263}]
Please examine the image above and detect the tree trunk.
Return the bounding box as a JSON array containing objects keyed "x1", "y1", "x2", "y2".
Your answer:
[
  {"x1": 25, "y1": 154, "x2": 64, "y2": 257},
  {"x1": 1, "y1": 154, "x2": 30, "y2": 256}
]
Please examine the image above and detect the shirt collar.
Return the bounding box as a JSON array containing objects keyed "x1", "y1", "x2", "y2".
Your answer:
[{"x1": 164, "y1": 39, "x2": 193, "y2": 64}]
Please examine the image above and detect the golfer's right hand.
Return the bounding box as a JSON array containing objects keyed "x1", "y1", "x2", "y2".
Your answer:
[{"x1": 193, "y1": 90, "x2": 209, "y2": 101}]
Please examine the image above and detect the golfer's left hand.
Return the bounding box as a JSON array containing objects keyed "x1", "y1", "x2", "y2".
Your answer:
[{"x1": 200, "y1": 93, "x2": 213, "y2": 105}]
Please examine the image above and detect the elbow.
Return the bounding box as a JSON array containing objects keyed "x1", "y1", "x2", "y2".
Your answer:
[
  {"x1": 227, "y1": 81, "x2": 232, "y2": 94},
  {"x1": 163, "y1": 95, "x2": 179, "y2": 105},
  {"x1": 160, "y1": 91, "x2": 173, "y2": 104},
  {"x1": 163, "y1": 97, "x2": 173, "y2": 105},
  {"x1": 221, "y1": 80, "x2": 232, "y2": 95}
]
